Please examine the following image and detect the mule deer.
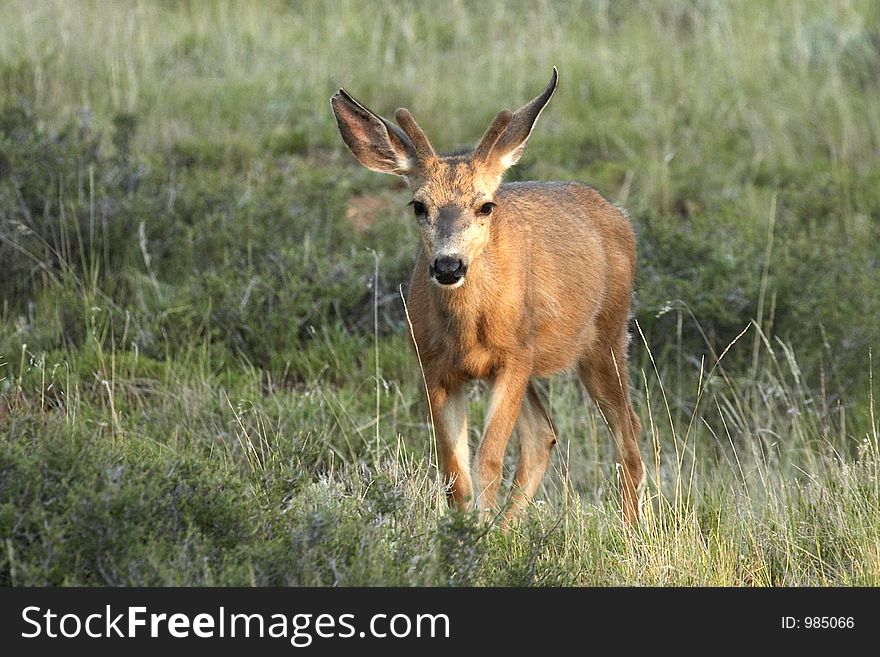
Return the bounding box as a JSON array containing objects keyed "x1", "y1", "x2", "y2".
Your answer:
[{"x1": 331, "y1": 69, "x2": 645, "y2": 524}]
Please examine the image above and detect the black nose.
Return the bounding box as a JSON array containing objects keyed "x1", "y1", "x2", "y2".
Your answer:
[{"x1": 430, "y1": 256, "x2": 468, "y2": 285}]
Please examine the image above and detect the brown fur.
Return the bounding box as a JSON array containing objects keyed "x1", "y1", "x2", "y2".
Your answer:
[{"x1": 331, "y1": 69, "x2": 645, "y2": 525}]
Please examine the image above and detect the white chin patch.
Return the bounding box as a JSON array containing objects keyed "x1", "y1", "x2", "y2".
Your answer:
[{"x1": 430, "y1": 276, "x2": 465, "y2": 290}]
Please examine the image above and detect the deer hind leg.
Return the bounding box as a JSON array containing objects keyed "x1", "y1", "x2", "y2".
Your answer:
[
  {"x1": 429, "y1": 384, "x2": 472, "y2": 509},
  {"x1": 578, "y1": 342, "x2": 645, "y2": 525},
  {"x1": 503, "y1": 383, "x2": 557, "y2": 524}
]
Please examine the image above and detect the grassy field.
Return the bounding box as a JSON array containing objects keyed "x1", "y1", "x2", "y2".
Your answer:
[{"x1": 1, "y1": 0, "x2": 879, "y2": 585}]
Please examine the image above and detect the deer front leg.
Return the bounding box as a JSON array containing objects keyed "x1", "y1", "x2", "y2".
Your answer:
[
  {"x1": 475, "y1": 365, "x2": 530, "y2": 516},
  {"x1": 428, "y1": 384, "x2": 472, "y2": 509}
]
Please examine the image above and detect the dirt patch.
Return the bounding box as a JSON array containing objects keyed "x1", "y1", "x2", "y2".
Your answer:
[{"x1": 346, "y1": 192, "x2": 393, "y2": 233}]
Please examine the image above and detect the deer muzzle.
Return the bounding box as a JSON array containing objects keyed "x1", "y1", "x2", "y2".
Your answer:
[{"x1": 430, "y1": 255, "x2": 468, "y2": 286}]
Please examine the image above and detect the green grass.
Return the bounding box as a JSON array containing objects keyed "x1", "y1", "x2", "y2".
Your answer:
[
  {"x1": 1, "y1": 0, "x2": 880, "y2": 585},
  {"x1": 2, "y1": 328, "x2": 879, "y2": 585}
]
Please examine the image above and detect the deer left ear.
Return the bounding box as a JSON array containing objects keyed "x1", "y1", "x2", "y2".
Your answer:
[
  {"x1": 480, "y1": 67, "x2": 558, "y2": 170},
  {"x1": 331, "y1": 88, "x2": 418, "y2": 176}
]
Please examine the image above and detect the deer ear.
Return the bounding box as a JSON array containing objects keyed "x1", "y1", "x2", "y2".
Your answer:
[
  {"x1": 473, "y1": 109, "x2": 513, "y2": 162},
  {"x1": 330, "y1": 89, "x2": 417, "y2": 176},
  {"x1": 486, "y1": 68, "x2": 557, "y2": 170}
]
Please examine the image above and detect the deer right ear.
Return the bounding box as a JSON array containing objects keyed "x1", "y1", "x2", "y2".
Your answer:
[
  {"x1": 331, "y1": 89, "x2": 417, "y2": 176},
  {"x1": 478, "y1": 68, "x2": 558, "y2": 171}
]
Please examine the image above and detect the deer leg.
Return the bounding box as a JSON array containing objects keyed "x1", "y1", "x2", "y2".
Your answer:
[
  {"x1": 475, "y1": 365, "x2": 530, "y2": 517},
  {"x1": 428, "y1": 384, "x2": 472, "y2": 509},
  {"x1": 578, "y1": 344, "x2": 645, "y2": 525},
  {"x1": 503, "y1": 383, "x2": 557, "y2": 524}
]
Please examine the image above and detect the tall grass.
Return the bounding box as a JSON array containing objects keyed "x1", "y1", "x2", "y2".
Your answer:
[
  {"x1": 3, "y1": 1, "x2": 879, "y2": 176},
  {"x1": 2, "y1": 303, "x2": 878, "y2": 584},
  {"x1": 1, "y1": 1, "x2": 879, "y2": 585}
]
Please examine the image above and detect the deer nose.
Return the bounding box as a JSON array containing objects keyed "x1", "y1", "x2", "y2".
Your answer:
[{"x1": 430, "y1": 256, "x2": 468, "y2": 285}]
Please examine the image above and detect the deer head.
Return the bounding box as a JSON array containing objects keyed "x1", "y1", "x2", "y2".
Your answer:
[{"x1": 331, "y1": 68, "x2": 558, "y2": 288}]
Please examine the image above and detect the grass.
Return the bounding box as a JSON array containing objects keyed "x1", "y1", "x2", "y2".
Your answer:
[
  {"x1": 2, "y1": 325, "x2": 878, "y2": 585},
  {"x1": 1, "y1": 0, "x2": 880, "y2": 585}
]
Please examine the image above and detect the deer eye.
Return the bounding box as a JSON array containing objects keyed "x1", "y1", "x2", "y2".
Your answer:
[
  {"x1": 411, "y1": 200, "x2": 428, "y2": 217},
  {"x1": 477, "y1": 202, "x2": 496, "y2": 216}
]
